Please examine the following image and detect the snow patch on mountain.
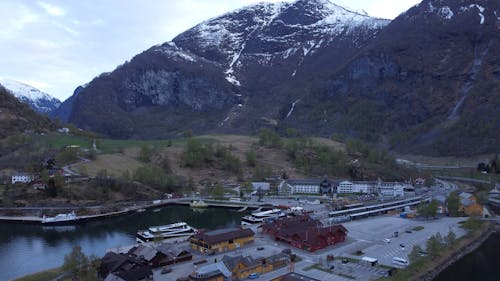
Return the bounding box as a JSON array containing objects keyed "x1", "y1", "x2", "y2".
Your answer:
[
  {"x1": 154, "y1": 43, "x2": 196, "y2": 62},
  {"x1": 437, "y1": 6, "x2": 454, "y2": 20},
  {"x1": 0, "y1": 79, "x2": 61, "y2": 113},
  {"x1": 460, "y1": 4, "x2": 486, "y2": 24}
]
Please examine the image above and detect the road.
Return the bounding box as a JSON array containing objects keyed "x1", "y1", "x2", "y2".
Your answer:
[{"x1": 61, "y1": 157, "x2": 91, "y2": 176}]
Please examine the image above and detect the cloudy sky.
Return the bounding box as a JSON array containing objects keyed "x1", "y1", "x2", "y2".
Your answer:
[{"x1": 0, "y1": 0, "x2": 421, "y2": 101}]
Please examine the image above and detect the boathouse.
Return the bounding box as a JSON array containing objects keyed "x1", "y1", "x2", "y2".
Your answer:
[
  {"x1": 190, "y1": 226, "x2": 255, "y2": 254},
  {"x1": 262, "y1": 215, "x2": 347, "y2": 252}
]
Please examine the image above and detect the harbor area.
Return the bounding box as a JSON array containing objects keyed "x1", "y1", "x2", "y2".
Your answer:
[{"x1": 103, "y1": 215, "x2": 468, "y2": 281}]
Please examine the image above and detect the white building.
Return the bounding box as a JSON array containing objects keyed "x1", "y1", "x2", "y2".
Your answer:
[
  {"x1": 251, "y1": 182, "x2": 270, "y2": 192},
  {"x1": 379, "y1": 182, "x2": 405, "y2": 197},
  {"x1": 286, "y1": 179, "x2": 322, "y2": 194},
  {"x1": 11, "y1": 173, "x2": 35, "y2": 184},
  {"x1": 337, "y1": 181, "x2": 353, "y2": 194},
  {"x1": 352, "y1": 182, "x2": 375, "y2": 194}
]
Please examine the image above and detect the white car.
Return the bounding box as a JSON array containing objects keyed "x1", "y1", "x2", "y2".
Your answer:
[{"x1": 383, "y1": 238, "x2": 391, "y2": 243}]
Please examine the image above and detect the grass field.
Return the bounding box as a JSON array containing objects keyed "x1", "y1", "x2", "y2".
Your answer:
[{"x1": 72, "y1": 154, "x2": 143, "y2": 177}]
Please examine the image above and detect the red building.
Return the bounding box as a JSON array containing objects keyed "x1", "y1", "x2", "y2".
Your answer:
[{"x1": 262, "y1": 215, "x2": 347, "y2": 252}]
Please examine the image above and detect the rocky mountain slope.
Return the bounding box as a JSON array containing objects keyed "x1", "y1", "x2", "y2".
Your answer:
[
  {"x1": 54, "y1": 0, "x2": 500, "y2": 156},
  {"x1": 0, "y1": 86, "x2": 55, "y2": 138},
  {"x1": 0, "y1": 79, "x2": 61, "y2": 114}
]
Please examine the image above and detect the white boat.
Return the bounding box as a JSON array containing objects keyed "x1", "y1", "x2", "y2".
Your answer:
[
  {"x1": 241, "y1": 209, "x2": 285, "y2": 226},
  {"x1": 190, "y1": 200, "x2": 208, "y2": 208},
  {"x1": 287, "y1": 206, "x2": 305, "y2": 216},
  {"x1": 136, "y1": 222, "x2": 197, "y2": 243},
  {"x1": 41, "y1": 211, "x2": 79, "y2": 224}
]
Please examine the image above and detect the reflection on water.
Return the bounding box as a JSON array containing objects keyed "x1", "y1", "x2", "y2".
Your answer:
[{"x1": 0, "y1": 205, "x2": 245, "y2": 281}]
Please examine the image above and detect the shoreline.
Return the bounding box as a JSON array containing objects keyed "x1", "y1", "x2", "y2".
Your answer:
[
  {"x1": 413, "y1": 223, "x2": 497, "y2": 281},
  {"x1": 0, "y1": 199, "x2": 263, "y2": 225}
]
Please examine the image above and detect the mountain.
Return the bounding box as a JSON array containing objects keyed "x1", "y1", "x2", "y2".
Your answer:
[
  {"x1": 287, "y1": 0, "x2": 500, "y2": 156},
  {"x1": 54, "y1": 0, "x2": 500, "y2": 156},
  {"x1": 54, "y1": 0, "x2": 388, "y2": 137},
  {"x1": 0, "y1": 86, "x2": 55, "y2": 139},
  {"x1": 0, "y1": 79, "x2": 61, "y2": 114}
]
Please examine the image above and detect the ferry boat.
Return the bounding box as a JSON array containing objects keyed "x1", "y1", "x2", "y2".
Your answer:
[
  {"x1": 136, "y1": 222, "x2": 197, "y2": 243},
  {"x1": 41, "y1": 211, "x2": 79, "y2": 225},
  {"x1": 287, "y1": 206, "x2": 305, "y2": 216},
  {"x1": 190, "y1": 200, "x2": 208, "y2": 208},
  {"x1": 241, "y1": 209, "x2": 285, "y2": 226}
]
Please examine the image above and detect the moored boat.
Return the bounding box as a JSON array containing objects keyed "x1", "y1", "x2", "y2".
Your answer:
[
  {"x1": 136, "y1": 222, "x2": 197, "y2": 243},
  {"x1": 241, "y1": 209, "x2": 285, "y2": 226},
  {"x1": 41, "y1": 211, "x2": 79, "y2": 225},
  {"x1": 190, "y1": 200, "x2": 208, "y2": 208}
]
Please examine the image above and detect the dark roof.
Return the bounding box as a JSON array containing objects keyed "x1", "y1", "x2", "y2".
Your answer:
[
  {"x1": 192, "y1": 226, "x2": 254, "y2": 245},
  {"x1": 222, "y1": 255, "x2": 256, "y2": 270},
  {"x1": 128, "y1": 245, "x2": 161, "y2": 261},
  {"x1": 100, "y1": 252, "x2": 149, "y2": 279},
  {"x1": 115, "y1": 265, "x2": 152, "y2": 281},
  {"x1": 279, "y1": 272, "x2": 321, "y2": 281},
  {"x1": 263, "y1": 215, "x2": 347, "y2": 247}
]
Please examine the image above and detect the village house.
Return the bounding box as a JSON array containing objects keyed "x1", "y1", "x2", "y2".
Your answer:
[
  {"x1": 99, "y1": 252, "x2": 153, "y2": 281},
  {"x1": 262, "y1": 215, "x2": 347, "y2": 252},
  {"x1": 271, "y1": 272, "x2": 321, "y2": 281},
  {"x1": 222, "y1": 253, "x2": 290, "y2": 280},
  {"x1": 11, "y1": 173, "x2": 35, "y2": 184},
  {"x1": 190, "y1": 226, "x2": 255, "y2": 254},
  {"x1": 459, "y1": 192, "x2": 483, "y2": 216},
  {"x1": 156, "y1": 244, "x2": 193, "y2": 265},
  {"x1": 189, "y1": 261, "x2": 231, "y2": 281}
]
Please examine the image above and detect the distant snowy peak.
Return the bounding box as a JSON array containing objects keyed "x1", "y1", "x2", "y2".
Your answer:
[{"x1": 0, "y1": 79, "x2": 61, "y2": 114}]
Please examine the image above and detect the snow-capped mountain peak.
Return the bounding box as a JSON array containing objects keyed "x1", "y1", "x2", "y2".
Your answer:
[
  {"x1": 172, "y1": 0, "x2": 389, "y2": 87},
  {"x1": 0, "y1": 79, "x2": 61, "y2": 114}
]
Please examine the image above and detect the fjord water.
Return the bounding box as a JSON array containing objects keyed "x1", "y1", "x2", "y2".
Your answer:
[{"x1": 0, "y1": 206, "x2": 244, "y2": 281}]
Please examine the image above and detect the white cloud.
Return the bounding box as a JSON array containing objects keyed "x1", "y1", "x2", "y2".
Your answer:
[{"x1": 38, "y1": 1, "x2": 65, "y2": 16}]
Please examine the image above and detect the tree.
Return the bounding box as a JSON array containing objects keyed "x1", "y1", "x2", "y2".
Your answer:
[
  {"x1": 139, "y1": 145, "x2": 153, "y2": 162},
  {"x1": 475, "y1": 190, "x2": 489, "y2": 205},
  {"x1": 409, "y1": 245, "x2": 423, "y2": 263},
  {"x1": 418, "y1": 200, "x2": 438, "y2": 219},
  {"x1": 242, "y1": 182, "x2": 253, "y2": 196},
  {"x1": 211, "y1": 184, "x2": 224, "y2": 198},
  {"x1": 245, "y1": 149, "x2": 256, "y2": 167},
  {"x1": 63, "y1": 246, "x2": 99, "y2": 281},
  {"x1": 63, "y1": 246, "x2": 87, "y2": 275},
  {"x1": 426, "y1": 234, "x2": 443, "y2": 258},
  {"x1": 446, "y1": 192, "x2": 460, "y2": 216},
  {"x1": 445, "y1": 230, "x2": 456, "y2": 245}
]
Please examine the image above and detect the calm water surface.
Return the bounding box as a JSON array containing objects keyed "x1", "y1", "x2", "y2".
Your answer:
[{"x1": 0, "y1": 206, "x2": 244, "y2": 281}]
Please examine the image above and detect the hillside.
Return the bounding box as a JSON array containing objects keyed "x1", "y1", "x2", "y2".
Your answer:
[
  {"x1": 53, "y1": 0, "x2": 500, "y2": 156},
  {"x1": 0, "y1": 86, "x2": 55, "y2": 139}
]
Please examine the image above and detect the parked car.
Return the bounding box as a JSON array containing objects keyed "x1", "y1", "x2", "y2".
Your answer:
[
  {"x1": 248, "y1": 273, "x2": 260, "y2": 279},
  {"x1": 405, "y1": 230, "x2": 412, "y2": 234},
  {"x1": 257, "y1": 247, "x2": 265, "y2": 251},
  {"x1": 161, "y1": 267, "x2": 172, "y2": 274},
  {"x1": 383, "y1": 238, "x2": 391, "y2": 243}
]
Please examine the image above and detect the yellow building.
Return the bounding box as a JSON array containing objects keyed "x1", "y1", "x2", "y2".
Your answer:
[
  {"x1": 222, "y1": 253, "x2": 290, "y2": 280},
  {"x1": 190, "y1": 226, "x2": 254, "y2": 254},
  {"x1": 459, "y1": 192, "x2": 483, "y2": 216}
]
